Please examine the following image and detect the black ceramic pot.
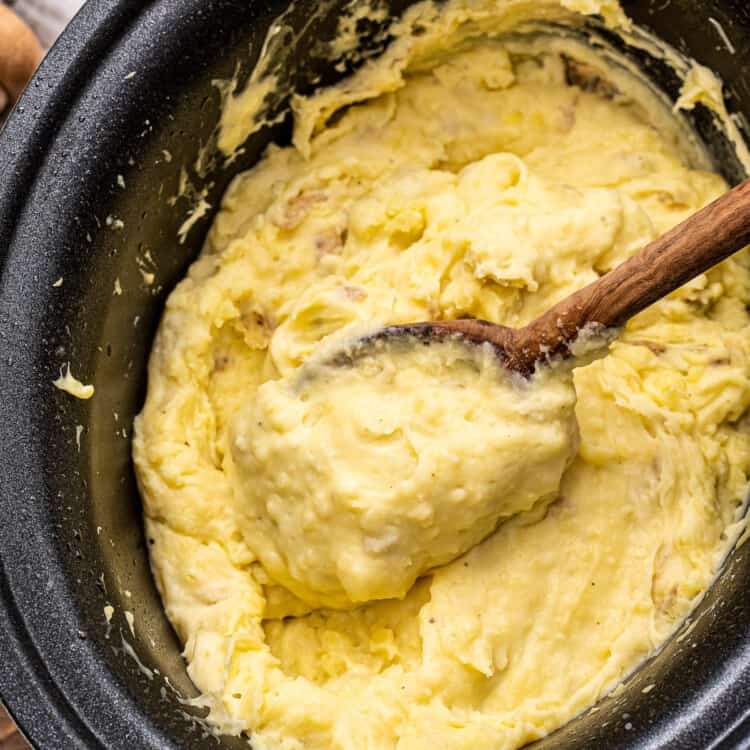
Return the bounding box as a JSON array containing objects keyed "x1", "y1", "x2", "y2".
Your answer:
[{"x1": 2, "y1": 1, "x2": 750, "y2": 748}]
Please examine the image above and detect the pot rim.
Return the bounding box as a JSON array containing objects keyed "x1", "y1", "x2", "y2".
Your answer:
[
  {"x1": 2, "y1": 2, "x2": 750, "y2": 749},
  {"x1": 0, "y1": 6, "x2": 161, "y2": 748}
]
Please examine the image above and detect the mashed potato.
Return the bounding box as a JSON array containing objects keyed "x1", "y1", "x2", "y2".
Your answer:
[
  {"x1": 230, "y1": 338, "x2": 578, "y2": 609},
  {"x1": 133, "y1": 0, "x2": 750, "y2": 747}
]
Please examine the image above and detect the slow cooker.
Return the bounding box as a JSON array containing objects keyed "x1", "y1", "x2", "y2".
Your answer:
[{"x1": 2, "y1": 0, "x2": 750, "y2": 747}]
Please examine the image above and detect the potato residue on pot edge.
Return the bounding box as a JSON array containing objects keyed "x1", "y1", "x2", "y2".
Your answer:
[{"x1": 133, "y1": 0, "x2": 750, "y2": 747}]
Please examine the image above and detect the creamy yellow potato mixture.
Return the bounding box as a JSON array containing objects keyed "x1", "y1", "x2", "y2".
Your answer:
[
  {"x1": 133, "y1": 0, "x2": 750, "y2": 747},
  {"x1": 231, "y1": 338, "x2": 578, "y2": 609}
]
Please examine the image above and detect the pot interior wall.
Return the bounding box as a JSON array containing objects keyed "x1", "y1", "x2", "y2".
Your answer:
[{"x1": 2, "y1": 0, "x2": 750, "y2": 748}]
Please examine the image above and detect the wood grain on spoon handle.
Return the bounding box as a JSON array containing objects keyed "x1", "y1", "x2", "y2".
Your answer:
[
  {"x1": 359, "y1": 179, "x2": 750, "y2": 378},
  {"x1": 513, "y1": 178, "x2": 750, "y2": 373}
]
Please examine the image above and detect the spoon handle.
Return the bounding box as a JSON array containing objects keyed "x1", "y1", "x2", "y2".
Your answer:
[{"x1": 513, "y1": 178, "x2": 750, "y2": 371}]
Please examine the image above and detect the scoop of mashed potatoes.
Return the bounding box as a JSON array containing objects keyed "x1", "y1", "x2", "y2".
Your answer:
[
  {"x1": 230, "y1": 338, "x2": 578, "y2": 608},
  {"x1": 132, "y1": 0, "x2": 750, "y2": 748}
]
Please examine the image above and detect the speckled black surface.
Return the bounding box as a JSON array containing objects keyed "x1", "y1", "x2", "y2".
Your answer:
[{"x1": 0, "y1": 0, "x2": 750, "y2": 748}]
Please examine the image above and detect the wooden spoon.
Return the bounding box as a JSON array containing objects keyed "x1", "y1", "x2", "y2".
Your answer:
[{"x1": 347, "y1": 178, "x2": 750, "y2": 377}]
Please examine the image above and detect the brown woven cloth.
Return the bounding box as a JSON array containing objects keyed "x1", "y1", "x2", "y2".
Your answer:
[
  {"x1": 2, "y1": 0, "x2": 84, "y2": 49},
  {"x1": 0, "y1": 0, "x2": 84, "y2": 119},
  {"x1": 0, "y1": 705, "x2": 29, "y2": 750}
]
